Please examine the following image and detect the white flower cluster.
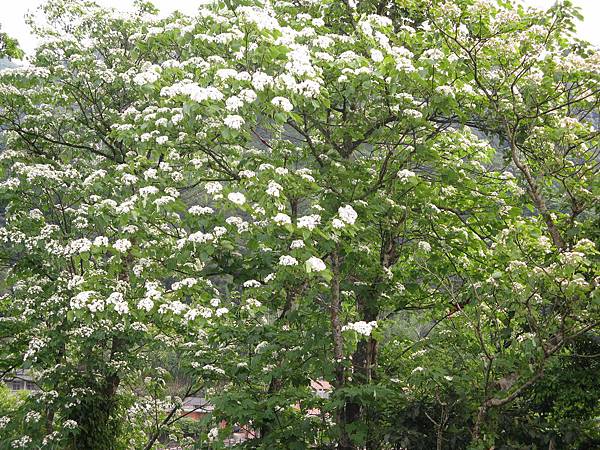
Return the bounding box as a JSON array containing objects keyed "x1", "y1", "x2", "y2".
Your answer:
[
  {"x1": 224, "y1": 115, "x2": 245, "y2": 130},
  {"x1": 279, "y1": 255, "x2": 298, "y2": 266},
  {"x1": 203, "y1": 364, "x2": 225, "y2": 375},
  {"x1": 133, "y1": 65, "x2": 161, "y2": 85},
  {"x1": 63, "y1": 419, "x2": 78, "y2": 430},
  {"x1": 188, "y1": 231, "x2": 214, "y2": 244},
  {"x1": 397, "y1": 169, "x2": 416, "y2": 182},
  {"x1": 158, "y1": 300, "x2": 188, "y2": 315},
  {"x1": 140, "y1": 186, "x2": 159, "y2": 197},
  {"x1": 137, "y1": 282, "x2": 162, "y2": 312},
  {"x1": 65, "y1": 238, "x2": 92, "y2": 256},
  {"x1": 70, "y1": 291, "x2": 97, "y2": 311},
  {"x1": 370, "y1": 48, "x2": 384, "y2": 62},
  {"x1": 266, "y1": 181, "x2": 282, "y2": 197},
  {"x1": 417, "y1": 241, "x2": 431, "y2": 252},
  {"x1": 342, "y1": 321, "x2": 378, "y2": 336},
  {"x1": 297, "y1": 214, "x2": 321, "y2": 230},
  {"x1": 107, "y1": 292, "x2": 129, "y2": 315},
  {"x1": 189, "y1": 205, "x2": 214, "y2": 215},
  {"x1": 0, "y1": 416, "x2": 10, "y2": 429},
  {"x1": 337, "y1": 205, "x2": 358, "y2": 226},
  {"x1": 227, "y1": 192, "x2": 246, "y2": 205},
  {"x1": 184, "y1": 306, "x2": 213, "y2": 322},
  {"x1": 24, "y1": 411, "x2": 41, "y2": 423},
  {"x1": 24, "y1": 337, "x2": 47, "y2": 361},
  {"x1": 272, "y1": 213, "x2": 291, "y2": 225},
  {"x1": 245, "y1": 298, "x2": 262, "y2": 308},
  {"x1": 208, "y1": 426, "x2": 219, "y2": 442},
  {"x1": 160, "y1": 80, "x2": 224, "y2": 102},
  {"x1": 11, "y1": 436, "x2": 32, "y2": 449},
  {"x1": 172, "y1": 278, "x2": 198, "y2": 290},
  {"x1": 290, "y1": 240, "x2": 305, "y2": 249},
  {"x1": 271, "y1": 96, "x2": 293, "y2": 112},
  {"x1": 225, "y1": 216, "x2": 248, "y2": 233},
  {"x1": 306, "y1": 256, "x2": 326, "y2": 272},
  {"x1": 243, "y1": 279, "x2": 261, "y2": 288},
  {"x1": 113, "y1": 239, "x2": 132, "y2": 253},
  {"x1": 236, "y1": 5, "x2": 280, "y2": 30}
]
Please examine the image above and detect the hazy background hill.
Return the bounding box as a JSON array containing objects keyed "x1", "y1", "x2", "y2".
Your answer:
[{"x1": 0, "y1": 58, "x2": 17, "y2": 70}]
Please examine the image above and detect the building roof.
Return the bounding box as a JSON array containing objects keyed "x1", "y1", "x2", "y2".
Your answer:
[
  {"x1": 310, "y1": 379, "x2": 332, "y2": 391},
  {"x1": 182, "y1": 397, "x2": 213, "y2": 413}
]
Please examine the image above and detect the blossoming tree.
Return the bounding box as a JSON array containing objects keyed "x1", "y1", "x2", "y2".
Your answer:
[{"x1": 0, "y1": 0, "x2": 598, "y2": 448}]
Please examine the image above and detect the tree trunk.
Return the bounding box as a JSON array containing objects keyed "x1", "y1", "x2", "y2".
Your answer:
[
  {"x1": 69, "y1": 338, "x2": 123, "y2": 450},
  {"x1": 345, "y1": 297, "x2": 379, "y2": 449},
  {"x1": 330, "y1": 249, "x2": 352, "y2": 450},
  {"x1": 344, "y1": 231, "x2": 396, "y2": 449},
  {"x1": 259, "y1": 377, "x2": 283, "y2": 439}
]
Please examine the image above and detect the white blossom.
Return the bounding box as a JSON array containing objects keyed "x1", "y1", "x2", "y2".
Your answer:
[
  {"x1": 71, "y1": 291, "x2": 95, "y2": 310},
  {"x1": 188, "y1": 231, "x2": 214, "y2": 243},
  {"x1": 189, "y1": 205, "x2": 214, "y2": 215},
  {"x1": 93, "y1": 236, "x2": 109, "y2": 247},
  {"x1": 417, "y1": 241, "x2": 431, "y2": 252},
  {"x1": 11, "y1": 436, "x2": 32, "y2": 449},
  {"x1": 215, "y1": 307, "x2": 229, "y2": 317},
  {"x1": 370, "y1": 48, "x2": 384, "y2": 62},
  {"x1": 332, "y1": 218, "x2": 345, "y2": 229},
  {"x1": 266, "y1": 181, "x2": 282, "y2": 197},
  {"x1": 139, "y1": 186, "x2": 159, "y2": 197},
  {"x1": 279, "y1": 255, "x2": 299, "y2": 266},
  {"x1": 227, "y1": 192, "x2": 246, "y2": 205},
  {"x1": 0, "y1": 416, "x2": 10, "y2": 429},
  {"x1": 338, "y1": 205, "x2": 358, "y2": 225},
  {"x1": 224, "y1": 115, "x2": 245, "y2": 130},
  {"x1": 403, "y1": 109, "x2": 423, "y2": 119},
  {"x1": 239, "y1": 88, "x2": 257, "y2": 102},
  {"x1": 208, "y1": 426, "x2": 219, "y2": 442},
  {"x1": 342, "y1": 321, "x2": 378, "y2": 336},
  {"x1": 113, "y1": 239, "x2": 132, "y2": 253},
  {"x1": 25, "y1": 411, "x2": 41, "y2": 423},
  {"x1": 290, "y1": 240, "x2": 305, "y2": 249},
  {"x1": 397, "y1": 169, "x2": 416, "y2": 182},
  {"x1": 271, "y1": 96, "x2": 293, "y2": 112},
  {"x1": 306, "y1": 256, "x2": 326, "y2": 272},
  {"x1": 243, "y1": 280, "x2": 261, "y2": 288},
  {"x1": 107, "y1": 292, "x2": 129, "y2": 315},
  {"x1": 297, "y1": 214, "x2": 321, "y2": 230},
  {"x1": 272, "y1": 213, "x2": 292, "y2": 225},
  {"x1": 63, "y1": 420, "x2": 78, "y2": 429},
  {"x1": 137, "y1": 298, "x2": 154, "y2": 312},
  {"x1": 225, "y1": 96, "x2": 244, "y2": 111},
  {"x1": 205, "y1": 182, "x2": 223, "y2": 194}
]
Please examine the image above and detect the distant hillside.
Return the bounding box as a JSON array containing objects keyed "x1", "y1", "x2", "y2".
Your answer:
[{"x1": 0, "y1": 58, "x2": 17, "y2": 70}]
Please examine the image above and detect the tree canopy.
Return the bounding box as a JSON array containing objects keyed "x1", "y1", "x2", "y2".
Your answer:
[
  {"x1": 0, "y1": 0, "x2": 598, "y2": 449},
  {"x1": 0, "y1": 27, "x2": 24, "y2": 60}
]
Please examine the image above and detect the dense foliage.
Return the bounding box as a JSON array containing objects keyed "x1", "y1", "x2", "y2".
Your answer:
[
  {"x1": 0, "y1": 28, "x2": 24, "y2": 61},
  {"x1": 0, "y1": 0, "x2": 598, "y2": 448}
]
